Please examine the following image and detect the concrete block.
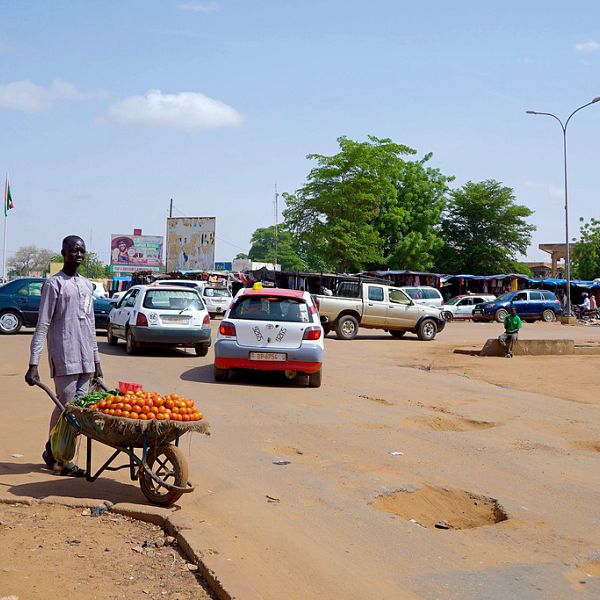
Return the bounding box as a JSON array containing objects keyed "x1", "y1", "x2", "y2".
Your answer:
[
  {"x1": 0, "y1": 494, "x2": 35, "y2": 506},
  {"x1": 111, "y1": 502, "x2": 171, "y2": 526},
  {"x1": 480, "y1": 338, "x2": 575, "y2": 357}
]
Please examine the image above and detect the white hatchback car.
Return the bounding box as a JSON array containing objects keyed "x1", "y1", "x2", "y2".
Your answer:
[
  {"x1": 214, "y1": 288, "x2": 324, "y2": 387},
  {"x1": 107, "y1": 285, "x2": 211, "y2": 356},
  {"x1": 154, "y1": 279, "x2": 232, "y2": 317}
]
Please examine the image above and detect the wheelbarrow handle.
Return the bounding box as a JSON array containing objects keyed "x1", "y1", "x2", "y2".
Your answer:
[
  {"x1": 92, "y1": 378, "x2": 109, "y2": 392},
  {"x1": 34, "y1": 380, "x2": 67, "y2": 413}
]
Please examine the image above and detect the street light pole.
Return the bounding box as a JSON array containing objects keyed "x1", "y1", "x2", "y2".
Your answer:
[{"x1": 526, "y1": 97, "x2": 600, "y2": 317}]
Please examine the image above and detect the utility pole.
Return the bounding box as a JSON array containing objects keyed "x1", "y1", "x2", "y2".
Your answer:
[
  {"x1": 274, "y1": 184, "x2": 279, "y2": 270},
  {"x1": 169, "y1": 198, "x2": 173, "y2": 218}
]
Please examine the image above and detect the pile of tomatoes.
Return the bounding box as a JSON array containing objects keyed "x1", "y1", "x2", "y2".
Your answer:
[{"x1": 89, "y1": 390, "x2": 204, "y2": 422}]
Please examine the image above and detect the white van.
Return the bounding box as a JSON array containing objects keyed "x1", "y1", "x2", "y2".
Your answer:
[{"x1": 400, "y1": 286, "x2": 444, "y2": 308}]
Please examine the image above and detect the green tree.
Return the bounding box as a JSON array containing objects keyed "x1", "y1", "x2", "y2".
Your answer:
[
  {"x1": 375, "y1": 153, "x2": 453, "y2": 270},
  {"x1": 283, "y1": 136, "x2": 452, "y2": 272},
  {"x1": 248, "y1": 226, "x2": 308, "y2": 271},
  {"x1": 79, "y1": 252, "x2": 110, "y2": 278},
  {"x1": 572, "y1": 217, "x2": 600, "y2": 280},
  {"x1": 437, "y1": 180, "x2": 535, "y2": 275}
]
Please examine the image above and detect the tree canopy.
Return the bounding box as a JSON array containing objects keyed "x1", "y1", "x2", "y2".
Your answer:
[
  {"x1": 283, "y1": 136, "x2": 453, "y2": 272},
  {"x1": 248, "y1": 225, "x2": 307, "y2": 271},
  {"x1": 572, "y1": 217, "x2": 600, "y2": 280},
  {"x1": 436, "y1": 180, "x2": 535, "y2": 275}
]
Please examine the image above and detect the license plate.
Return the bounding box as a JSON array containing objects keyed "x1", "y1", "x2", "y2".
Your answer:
[
  {"x1": 161, "y1": 315, "x2": 191, "y2": 324},
  {"x1": 250, "y1": 352, "x2": 287, "y2": 361}
]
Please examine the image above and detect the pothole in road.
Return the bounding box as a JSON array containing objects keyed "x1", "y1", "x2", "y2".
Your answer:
[
  {"x1": 570, "y1": 440, "x2": 600, "y2": 452},
  {"x1": 402, "y1": 415, "x2": 497, "y2": 432},
  {"x1": 372, "y1": 485, "x2": 508, "y2": 529}
]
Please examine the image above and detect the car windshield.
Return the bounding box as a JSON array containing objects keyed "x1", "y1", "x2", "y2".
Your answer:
[
  {"x1": 230, "y1": 296, "x2": 310, "y2": 322},
  {"x1": 494, "y1": 293, "x2": 514, "y2": 302},
  {"x1": 143, "y1": 290, "x2": 203, "y2": 310},
  {"x1": 204, "y1": 287, "x2": 231, "y2": 298},
  {"x1": 445, "y1": 297, "x2": 461, "y2": 305}
]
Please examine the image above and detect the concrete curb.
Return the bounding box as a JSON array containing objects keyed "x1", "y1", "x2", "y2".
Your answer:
[{"x1": 0, "y1": 492, "x2": 262, "y2": 600}]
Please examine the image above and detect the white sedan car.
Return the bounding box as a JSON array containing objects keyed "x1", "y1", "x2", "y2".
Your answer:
[
  {"x1": 214, "y1": 288, "x2": 324, "y2": 387},
  {"x1": 107, "y1": 285, "x2": 211, "y2": 356},
  {"x1": 442, "y1": 294, "x2": 496, "y2": 321}
]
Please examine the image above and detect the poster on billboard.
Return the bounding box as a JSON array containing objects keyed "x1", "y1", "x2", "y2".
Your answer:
[
  {"x1": 110, "y1": 234, "x2": 163, "y2": 272},
  {"x1": 166, "y1": 217, "x2": 216, "y2": 272}
]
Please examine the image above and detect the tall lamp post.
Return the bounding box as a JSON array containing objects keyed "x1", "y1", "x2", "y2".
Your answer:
[{"x1": 526, "y1": 97, "x2": 600, "y2": 318}]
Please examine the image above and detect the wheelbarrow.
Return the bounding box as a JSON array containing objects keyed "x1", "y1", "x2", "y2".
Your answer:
[{"x1": 36, "y1": 380, "x2": 209, "y2": 506}]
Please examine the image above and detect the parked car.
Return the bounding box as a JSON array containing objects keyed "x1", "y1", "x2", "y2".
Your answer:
[
  {"x1": 400, "y1": 286, "x2": 444, "y2": 308},
  {"x1": 91, "y1": 280, "x2": 109, "y2": 298},
  {"x1": 214, "y1": 288, "x2": 324, "y2": 387},
  {"x1": 472, "y1": 289, "x2": 562, "y2": 323},
  {"x1": 106, "y1": 285, "x2": 211, "y2": 355},
  {"x1": 0, "y1": 277, "x2": 112, "y2": 334},
  {"x1": 314, "y1": 281, "x2": 446, "y2": 341},
  {"x1": 442, "y1": 294, "x2": 496, "y2": 321}
]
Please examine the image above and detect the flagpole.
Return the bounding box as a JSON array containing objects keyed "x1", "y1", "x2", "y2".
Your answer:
[{"x1": 2, "y1": 174, "x2": 7, "y2": 282}]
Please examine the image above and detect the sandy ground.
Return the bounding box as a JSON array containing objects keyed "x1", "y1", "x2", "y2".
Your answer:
[
  {"x1": 1, "y1": 320, "x2": 600, "y2": 599},
  {"x1": 0, "y1": 503, "x2": 212, "y2": 600}
]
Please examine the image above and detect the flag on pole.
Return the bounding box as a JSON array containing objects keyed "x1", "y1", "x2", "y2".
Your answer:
[{"x1": 4, "y1": 176, "x2": 13, "y2": 217}]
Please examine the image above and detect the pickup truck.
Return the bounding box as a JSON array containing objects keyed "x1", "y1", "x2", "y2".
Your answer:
[{"x1": 313, "y1": 281, "x2": 446, "y2": 341}]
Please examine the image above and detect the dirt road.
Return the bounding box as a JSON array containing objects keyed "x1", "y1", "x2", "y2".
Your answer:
[{"x1": 1, "y1": 321, "x2": 600, "y2": 599}]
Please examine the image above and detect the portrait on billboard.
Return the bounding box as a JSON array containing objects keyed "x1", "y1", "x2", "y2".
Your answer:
[{"x1": 110, "y1": 234, "x2": 163, "y2": 272}]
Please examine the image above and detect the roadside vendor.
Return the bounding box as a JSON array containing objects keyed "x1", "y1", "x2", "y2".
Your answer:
[
  {"x1": 501, "y1": 305, "x2": 522, "y2": 358},
  {"x1": 24, "y1": 235, "x2": 103, "y2": 477}
]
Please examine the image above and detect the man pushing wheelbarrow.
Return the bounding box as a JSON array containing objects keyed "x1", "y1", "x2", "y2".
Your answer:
[{"x1": 24, "y1": 235, "x2": 102, "y2": 477}]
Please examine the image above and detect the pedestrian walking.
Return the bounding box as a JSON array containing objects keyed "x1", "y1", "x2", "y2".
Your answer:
[{"x1": 24, "y1": 235, "x2": 103, "y2": 476}]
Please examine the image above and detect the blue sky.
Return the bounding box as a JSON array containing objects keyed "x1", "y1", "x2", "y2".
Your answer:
[{"x1": 1, "y1": 0, "x2": 599, "y2": 267}]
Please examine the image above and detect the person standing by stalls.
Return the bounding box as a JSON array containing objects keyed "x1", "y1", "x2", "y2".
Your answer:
[
  {"x1": 501, "y1": 305, "x2": 522, "y2": 358},
  {"x1": 24, "y1": 235, "x2": 103, "y2": 476}
]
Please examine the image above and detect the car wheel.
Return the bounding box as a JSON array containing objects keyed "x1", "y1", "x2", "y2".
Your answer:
[
  {"x1": 495, "y1": 308, "x2": 509, "y2": 323},
  {"x1": 106, "y1": 323, "x2": 119, "y2": 345},
  {"x1": 308, "y1": 369, "x2": 322, "y2": 388},
  {"x1": 195, "y1": 344, "x2": 209, "y2": 357},
  {"x1": 336, "y1": 315, "x2": 359, "y2": 340},
  {"x1": 441, "y1": 311, "x2": 454, "y2": 322},
  {"x1": 214, "y1": 365, "x2": 229, "y2": 381},
  {"x1": 542, "y1": 309, "x2": 556, "y2": 322},
  {"x1": 0, "y1": 310, "x2": 22, "y2": 334},
  {"x1": 417, "y1": 318, "x2": 437, "y2": 341},
  {"x1": 125, "y1": 329, "x2": 138, "y2": 355},
  {"x1": 389, "y1": 330, "x2": 406, "y2": 338}
]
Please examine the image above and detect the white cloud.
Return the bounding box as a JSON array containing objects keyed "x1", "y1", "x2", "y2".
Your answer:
[
  {"x1": 0, "y1": 79, "x2": 85, "y2": 112},
  {"x1": 178, "y1": 1, "x2": 218, "y2": 13},
  {"x1": 107, "y1": 89, "x2": 242, "y2": 131},
  {"x1": 575, "y1": 40, "x2": 600, "y2": 53}
]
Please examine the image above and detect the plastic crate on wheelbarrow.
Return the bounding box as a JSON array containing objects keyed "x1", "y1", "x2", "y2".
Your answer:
[{"x1": 36, "y1": 380, "x2": 209, "y2": 506}]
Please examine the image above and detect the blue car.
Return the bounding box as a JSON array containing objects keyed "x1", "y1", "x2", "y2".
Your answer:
[
  {"x1": 0, "y1": 277, "x2": 112, "y2": 334},
  {"x1": 472, "y1": 289, "x2": 562, "y2": 323}
]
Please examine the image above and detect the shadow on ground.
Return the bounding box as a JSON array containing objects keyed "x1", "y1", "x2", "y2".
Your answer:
[
  {"x1": 0, "y1": 461, "x2": 146, "y2": 505},
  {"x1": 180, "y1": 365, "x2": 311, "y2": 388}
]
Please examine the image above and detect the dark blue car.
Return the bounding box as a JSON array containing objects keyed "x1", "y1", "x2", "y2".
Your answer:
[
  {"x1": 0, "y1": 277, "x2": 112, "y2": 334},
  {"x1": 472, "y1": 289, "x2": 562, "y2": 323}
]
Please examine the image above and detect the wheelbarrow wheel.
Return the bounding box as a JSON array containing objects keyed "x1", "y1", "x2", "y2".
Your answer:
[{"x1": 139, "y1": 445, "x2": 189, "y2": 506}]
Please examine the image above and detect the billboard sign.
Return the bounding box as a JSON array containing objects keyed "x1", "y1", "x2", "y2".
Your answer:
[
  {"x1": 110, "y1": 234, "x2": 163, "y2": 272},
  {"x1": 166, "y1": 217, "x2": 216, "y2": 272}
]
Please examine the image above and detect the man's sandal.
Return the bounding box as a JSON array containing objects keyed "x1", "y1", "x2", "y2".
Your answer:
[{"x1": 52, "y1": 462, "x2": 86, "y2": 477}]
